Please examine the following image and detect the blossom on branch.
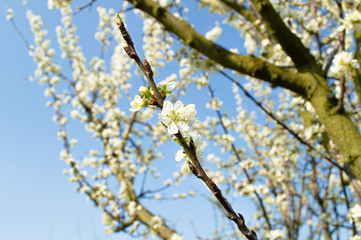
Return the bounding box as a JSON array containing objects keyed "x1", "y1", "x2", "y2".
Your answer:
[
  {"x1": 129, "y1": 95, "x2": 146, "y2": 112},
  {"x1": 6, "y1": 8, "x2": 14, "y2": 20},
  {"x1": 159, "y1": 101, "x2": 189, "y2": 134},
  {"x1": 157, "y1": 74, "x2": 176, "y2": 93},
  {"x1": 175, "y1": 132, "x2": 204, "y2": 162},
  {"x1": 330, "y1": 51, "x2": 360, "y2": 77},
  {"x1": 158, "y1": 100, "x2": 196, "y2": 135}
]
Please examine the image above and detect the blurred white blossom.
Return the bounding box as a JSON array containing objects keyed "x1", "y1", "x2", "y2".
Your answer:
[
  {"x1": 205, "y1": 23, "x2": 222, "y2": 41},
  {"x1": 6, "y1": 8, "x2": 14, "y2": 20}
]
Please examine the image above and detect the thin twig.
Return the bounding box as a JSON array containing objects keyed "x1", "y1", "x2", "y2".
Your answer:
[
  {"x1": 323, "y1": 41, "x2": 340, "y2": 76},
  {"x1": 74, "y1": 0, "x2": 98, "y2": 15},
  {"x1": 9, "y1": 18, "x2": 30, "y2": 49},
  {"x1": 218, "y1": 70, "x2": 348, "y2": 173},
  {"x1": 206, "y1": 83, "x2": 273, "y2": 230},
  {"x1": 339, "y1": 168, "x2": 358, "y2": 235}
]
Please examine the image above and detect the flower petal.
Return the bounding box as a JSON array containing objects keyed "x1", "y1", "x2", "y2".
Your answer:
[
  {"x1": 168, "y1": 122, "x2": 179, "y2": 134},
  {"x1": 167, "y1": 80, "x2": 176, "y2": 91},
  {"x1": 193, "y1": 134, "x2": 202, "y2": 147},
  {"x1": 173, "y1": 100, "x2": 183, "y2": 111},
  {"x1": 159, "y1": 113, "x2": 170, "y2": 125},
  {"x1": 129, "y1": 95, "x2": 143, "y2": 112},
  {"x1": 129, "y1": 107, "x2": 139, "y2": 112},
  {"x1": 163, "y1": 101, "x2": 173, "y2": 114},
  {"x1": 176, "y1": 121, "x2": 189, "y2": 133},
  {"x1": 183, "y1": 104, "x2": 196, "y2": 120},
  {"x1": 175, "y1": 150, "x2": 186, "y2": 162}
]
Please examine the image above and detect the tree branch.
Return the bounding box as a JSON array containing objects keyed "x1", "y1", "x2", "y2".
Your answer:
[
  {"x1": 250, "y1": 0, "x2": 320, "y2": 72},
  {"x1": 219, "y1": 0, "x2": 276, "y2": 45},
  {"x1": 117, "y1": 13, "x2": 257, "y2": 239},
  {"x1": 126, "y1": 0, "x2": 310, "y2": 97},
  {"x1": 206, "y1": 83, "x2": 273, "y2": 231},
  {"x1": 219, "y1": 0, "x2": 258, "y2": 24},
  {"x1": 218, "y1": 70, "x2": 347, "y2": 172}
]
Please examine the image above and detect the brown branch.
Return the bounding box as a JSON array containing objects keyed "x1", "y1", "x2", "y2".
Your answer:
[
  {"x1": 175, "y1": 132, "x2": 257, "y2": 239},
  {"x1": 206, "y1": 83, "x2": 272, "y2": 231},
  {"x1": 219, "y1": 0, "x2": 258, "y2": 24},
  {"x1": 121, "y1": 111, "x2": 137, "y2": 152},
  {"x1": 116, "y1": 15, "x2": 164, "y2": 108},
  {"x1": 295, "y1": 159, "x2": 309, "y2": 237},
  {"x1": 218, "y1": 0, "x2": 276, "y2": 45},
  {"x1": 125, "y1": 0, "x2": 310, "y2": 98},
  {"x1": 323, "y1": 41, "x2": 341, "y2": 76},
  {"x1": 117, "y1": 14, "x2": 257, "y2": 240}
]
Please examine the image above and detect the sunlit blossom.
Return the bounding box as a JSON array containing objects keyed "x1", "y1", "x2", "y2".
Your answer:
[
  {"x1": 205, "y1": 23, "x2": 222, "y2": 41},
  {"x1": 158, "y1": 74, "x2": 176, "y2": 92},
  {"x1": 158, "y1": 100, "x2": 196, "y2": 134},
  {"x1": 330, "y1": 51, "x2": 360, "y2": 77},
  {"x1": 129, "y1": 95, "x2": 145, "y2": 112},
  {"x1": 6, "y1": 8, "x2": 14, "y2": 20},
  {"x1": 175, "y1": 132, "x2": 203, "y2": 162}
]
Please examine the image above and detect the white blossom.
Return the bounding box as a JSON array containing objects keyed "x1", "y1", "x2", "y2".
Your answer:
[
  {"x1": 150, "y1": 215, "x2": 163, "y2": 231},
  {"x1": 6, "y1": 8, "x2": 14, "y2": 20},
  {"x1": 349, "y1": 204, "x2": 361, "y2": 229},
  {"x1": 158, "y1": 74, "x2": 176, "y2": 92},
  {"x1": 205, "y1": 23, "x2": 222, "y2": 41},
  {"x1": 171, "y1": 233, "x2": 184, "y2": 240},
  {"x1": 175, "y1": 149, "x2": 186, "y2": 162},
  {"x1": 159, "y1": 0, "x2": 168, "y2": 7},
  {"x1": 158, "y1": 100, "x2": 196, "y2": 134},
  {"x1": 129, "y1": 95, "x2": 145, "y2": 112},
  {"x1": 330, "y1": 51, "x2": 360, "y2": 77},
  {"x1": 337, "y1": 10, "x2": 361, "y2": 32},
  {"x1": 206, "y1": 98, "x2": 223, "y2": 110},
  {"x1": 266, "y1": 229, "x2": 284, "y2": 240},
  {"x1": 244, "y1": 33, "x2": 257, "y2": 55},
  {"x1": 128, "y1": 201, "x2": 138, "y2": 216},
  {"x1": 351, "y1": 236, "x2": 361, "y2": 240}
]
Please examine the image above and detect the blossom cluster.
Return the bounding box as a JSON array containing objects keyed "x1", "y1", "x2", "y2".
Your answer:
[
  {"x1": 142, "y1": 16, "x2": 175, "y2": 70},
  {"x1": 130, "y1": 75, "x2": 175, "y2": 111},
  {"x1": 349, "y1": 204, "x2": 361, "y2": 230},
  {"x1": 129, "y1": 75, "x2": 204, "y2": 163},
  {"x1": 329, "y1": 51, "x2": 360, "y2": 78}
]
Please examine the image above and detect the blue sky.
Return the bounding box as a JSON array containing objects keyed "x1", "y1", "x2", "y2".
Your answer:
[
  {"x1": 0, "y1": 1, "x2": 140, "y2": 240},
  {"x1": 0, "y1": 1, "x2": 256, "y2": 240},
  {"x1": 0, "y1": 1, "x2": 128, "y2": 239}
]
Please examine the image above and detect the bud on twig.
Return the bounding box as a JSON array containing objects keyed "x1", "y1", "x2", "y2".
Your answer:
[
  {"x1": 116, "y1": 14, "x2": 134, "y2": 48},
  {"x1": 187, "y1": 161, "x2": 199, "y2": 177},
  {"x1": 143, "y1": 58, "x2": 153, "y2": 79},
  {"x1": 120, "y1": 39, "x2": 136, "y2": 59}
]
